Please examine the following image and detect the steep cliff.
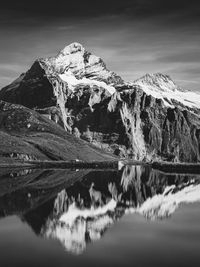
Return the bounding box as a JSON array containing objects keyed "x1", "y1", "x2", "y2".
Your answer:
[
  {"x1": 108, "y1": 85, "x2": 200, "y2": 161},
  {"x1": 1, "y1": 42, "x2": 200, "y2": 162}
]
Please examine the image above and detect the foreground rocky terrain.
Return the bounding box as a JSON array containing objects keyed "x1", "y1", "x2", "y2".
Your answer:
[
  {"x1": 0, "y1": 100, "x2": 115, "y2": 162},
  {"x1": 1, "y1": 42, "x2": 200, "y2": 162}
]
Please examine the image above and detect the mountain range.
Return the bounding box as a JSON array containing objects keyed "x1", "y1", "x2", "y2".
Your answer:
[{"x1": 1, "y1": 42, "x2": 200, "y2": 162}]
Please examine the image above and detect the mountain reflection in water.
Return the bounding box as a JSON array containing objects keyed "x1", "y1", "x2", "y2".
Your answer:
[{"x1": 0, "y1": 165, "x2": 200, "y2": 255}]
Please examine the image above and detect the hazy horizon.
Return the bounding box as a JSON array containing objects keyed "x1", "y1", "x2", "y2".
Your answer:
[{"x1": 0, "y1": 0, "x2": 200, "y2": 91}]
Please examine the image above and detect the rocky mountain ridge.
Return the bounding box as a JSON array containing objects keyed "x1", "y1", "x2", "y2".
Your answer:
[
  {"x1": 1, "y1": 42, "x2": 200, "y2": 162},
  {"x1": 41, "y1": 42, "x2": 123, "y2": 85}
]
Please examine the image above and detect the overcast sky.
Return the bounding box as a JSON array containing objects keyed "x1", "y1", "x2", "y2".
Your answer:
[{"x1": 0, "y1": 0, "x2": 200, "y2": 90}]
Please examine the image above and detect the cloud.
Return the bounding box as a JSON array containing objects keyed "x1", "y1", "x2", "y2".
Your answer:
[{"x1": 156, "y1": 50, "x2": 200, "y2": 63}]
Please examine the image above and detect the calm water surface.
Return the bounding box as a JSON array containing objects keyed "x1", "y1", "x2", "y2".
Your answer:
[{"x1": 0, "y1": 166, "x2": 200, "y2": 267}]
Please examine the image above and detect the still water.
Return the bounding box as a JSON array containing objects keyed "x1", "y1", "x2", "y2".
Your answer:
[{"x1": 0, "y1": 166, "x2": 200, "y2": 267}]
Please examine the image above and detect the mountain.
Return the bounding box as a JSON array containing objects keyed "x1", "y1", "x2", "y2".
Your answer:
[
  {"x1": 133, "y1": 73, "x2": 200, "y2": 109},
  {"x1": 43, "y1": 42, "x2": 123, "y2": 85},
  {"x1": 0, "y1": 43, "x2": 122, "y2": 109},
  {"x1": 1, "y1": 42, "x2": 200, "y2": 162}
]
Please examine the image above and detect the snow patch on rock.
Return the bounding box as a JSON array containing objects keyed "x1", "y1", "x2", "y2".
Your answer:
[{"x1": 59, "y1": 72, "x2": 116, "y2": 95}]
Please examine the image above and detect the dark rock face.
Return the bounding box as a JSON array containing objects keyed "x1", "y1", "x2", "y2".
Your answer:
[
  {"x1": 0, "y1": 61, "x2": 56, "y2": 108},
  {"x1": 1, "y1": 42, "x2": 200, "y2": 162},
  {"x1": 65, "y1": 90, "x2": 129, "y2": 156},
  {"x1": 68, "y1": 86, "x2": 200, "y2": 161},
  {"x1": 114, "y1": 88, "x2": 200, "y2": 162}
]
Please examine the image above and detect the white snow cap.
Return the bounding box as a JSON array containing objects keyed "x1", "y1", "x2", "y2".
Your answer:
[
  {"x1": 59, "y1": 42, "x2": 85, "y2": 56},
  {"x1": 40, "y1": 42, "x2": 123, "y2": 93},
  {"x1": 41, "y1": 42, "x2": 118, "y2": 95},
  {"x1": 133, "y1": 73, "x2": 200, "y2": 109},
  {"x1": 135, "y1": 73, "x2": 179, "y2": 92}
]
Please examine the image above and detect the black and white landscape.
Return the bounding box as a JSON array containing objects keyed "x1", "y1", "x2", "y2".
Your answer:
[
  {"x1": 1, "y1": 41, "x2": 200, "y2": 163},
  {"x1": 0, "y1": 1, "x2": 200, "y2": 267}
]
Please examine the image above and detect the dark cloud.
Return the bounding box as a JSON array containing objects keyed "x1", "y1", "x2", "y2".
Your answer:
[
  {"x1": 1, "y1": 0, "x2": 200, "y2": 32},
  {"x1": 1, "y1": 0, "x2": 200, "y2": 18}
]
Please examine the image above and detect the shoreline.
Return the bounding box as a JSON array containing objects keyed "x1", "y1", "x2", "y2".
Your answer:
[
  {"x1": 0, "y1": 160, "x2": 120, "y2": 169},
  {"x1": 152, "y1": 161, "x2": 200, "y2": 174},
  {"x1": 1, "y1": 159, "x2": 200, "y2": 174}
]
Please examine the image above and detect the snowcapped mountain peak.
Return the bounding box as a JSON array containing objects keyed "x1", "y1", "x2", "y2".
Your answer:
[
  {"x1": 58, "y1": 42, "x2": 85, "y2": 56},
  {"x1": 134, "y1": 73, "x2": 179, "y2": 92},
  {"x1": 39, "y1": 42, "x2": 123, "y2": 86},
  {"x1": 143, "y1": 72, "x2": 173, "y2": 81},
  {"x1": 131, "y1": 72, "x2": 200, "y2": 109}
]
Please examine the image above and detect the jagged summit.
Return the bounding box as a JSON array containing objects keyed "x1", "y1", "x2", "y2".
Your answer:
[
  {"x1": 58, "y1": 42, "x2": 85, "y2": 56},
  {"x1": 40, "y1": 42, "x2": 123, "y2": 85},
  {"x1": 134, "y1": 73, "x2": 179, "y2": 92},
  {"x1": 0, "y1": 42, "x2": 124, "y2": 108},
  {"x1": 139, "y1": 73, "x2": 173, "y2": 81},
  {"x1": 132, "y1": 72, "x2": 200, "y2": 108}
]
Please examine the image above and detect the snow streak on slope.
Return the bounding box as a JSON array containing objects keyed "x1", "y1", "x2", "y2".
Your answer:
[
  {"x1": 133, "y1": 73, "x2": 200, "y2": 109},
  {"x1": 120, "y1": 102, "x2": 147, "y2": 160},
  {"x1": 59, "y1": 72, "x2": 116, "y2": 95}
]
